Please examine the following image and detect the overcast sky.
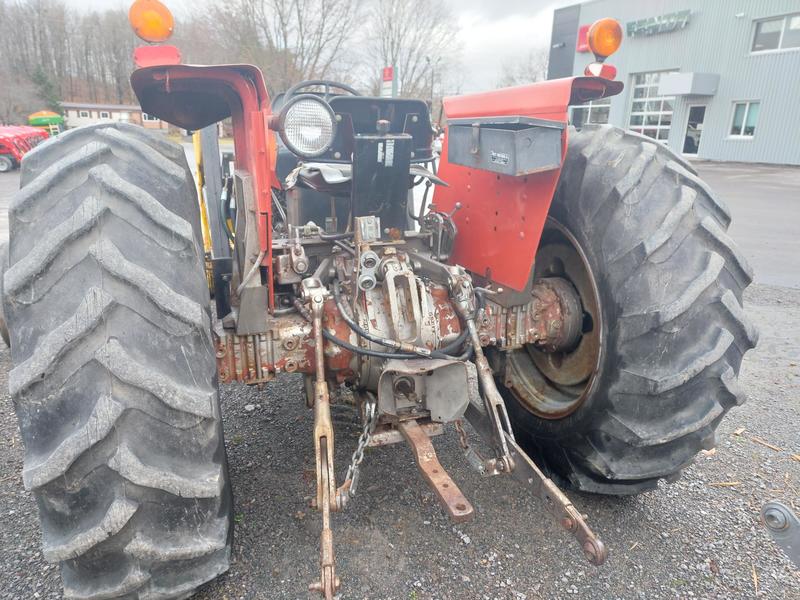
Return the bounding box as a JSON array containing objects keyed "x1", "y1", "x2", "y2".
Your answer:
[{"x1": 62, "y1": 0, "x2": 573, "y2": 92}]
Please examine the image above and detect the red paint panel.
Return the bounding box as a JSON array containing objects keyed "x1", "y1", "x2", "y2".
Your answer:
[
  {"x1": 130, "y1": 63, "x2": 278, "y2": 308},
  {"x1": 577, "y1": 25, "x2": 590, "y2": 52},
  {"x1": 433, "y1": 133, "x2": 565, "y2": 291},
  {"x1": 133, "y1": 45, "x2": 181, "y2": 68},
  {"x1": 433, "y1": 77, "x2": 623, "y2": 291},
  {"x1": 433, "y1": 78, "x2": 575, "y2": 291}
]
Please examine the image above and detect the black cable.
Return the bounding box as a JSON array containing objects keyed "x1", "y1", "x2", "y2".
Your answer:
[
  {"x1": 323, "y1": 328, "x2": 419, "y2": 359},
  {"x1": 331, "y1": 282, "x2": 419, "y2": 358},
  {"x1": 332, "y1": 239, "x2": 355, "y2": 256},
  {"x1": 333, "y1": 280, "x2": 469, "y2": 359},
  {"x1": 294, "y1": 298, "x2": 417, "y2": 359},
  {"x1": 319, "y1": 231, "x2": 354, "y2": 241}
]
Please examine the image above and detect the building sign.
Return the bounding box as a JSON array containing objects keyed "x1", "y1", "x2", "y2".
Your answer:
[
  {"x1": 627, "y1": 10, "x2": 691, "y2": 38},
  {"x1": 380, "y1": 66, "x2": 396, "y2": 98}
]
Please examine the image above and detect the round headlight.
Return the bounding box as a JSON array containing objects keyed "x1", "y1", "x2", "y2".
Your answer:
[{"x1": 278, "y1": 95, "x2": 337, "y2": 158}]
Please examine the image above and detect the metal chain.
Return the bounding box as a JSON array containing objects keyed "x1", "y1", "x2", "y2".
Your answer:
[
  {"x1": 454, "y1": 419, "x2": 470, "y2": 451},
  {"x1": 343, "y1": 397, "x2": 377, "y2": 497}
]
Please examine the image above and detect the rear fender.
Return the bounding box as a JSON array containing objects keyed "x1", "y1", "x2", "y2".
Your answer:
[
  {"x1": 131, "y1": 64, "x2": 278, "y2": 311},
  {"x1": 432, "y1": 76, "x2": 622, "y2": 291}
]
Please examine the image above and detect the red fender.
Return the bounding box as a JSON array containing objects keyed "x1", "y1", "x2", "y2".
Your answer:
[
  {"x1": 432, "y1": 76, "x2": 622, "y2": 291},
  {"x1": 131, "y1": 62, "x2": 278, "y2": 308}
]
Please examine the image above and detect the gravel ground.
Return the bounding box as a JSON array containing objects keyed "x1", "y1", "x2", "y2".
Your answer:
[{"x1": 1, "y1": 284, "x2": 798, "y2": 599}]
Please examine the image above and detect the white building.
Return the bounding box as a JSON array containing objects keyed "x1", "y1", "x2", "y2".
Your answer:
[{"x1": 61, "y1": 102, "x2": 169, "y2": 131}]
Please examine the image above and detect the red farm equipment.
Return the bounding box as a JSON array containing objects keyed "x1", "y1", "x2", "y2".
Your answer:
[
  {"x1": 0, "y1": 3, "x2": 757, "y2": 599},
  {"x1": 0, "y1": 125, "x2": 48, "y2": 172}
]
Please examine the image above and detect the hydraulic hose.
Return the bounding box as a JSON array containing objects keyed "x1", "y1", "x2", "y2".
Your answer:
[
  {"x1": 294, "y1": 298, "x2": 417, "y2": 359},
  {"x1": 332, "y1": 280, "x2": 469, "y2": 359}
]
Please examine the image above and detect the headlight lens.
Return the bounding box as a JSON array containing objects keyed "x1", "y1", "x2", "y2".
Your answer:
[{"x1": 279, "y1": 95, "x2": 336, "y2": 158}]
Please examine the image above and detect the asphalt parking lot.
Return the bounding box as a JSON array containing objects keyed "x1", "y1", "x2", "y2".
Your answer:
[{"x1": 0, "y1": 158, "x2": 798, "y2": 599}]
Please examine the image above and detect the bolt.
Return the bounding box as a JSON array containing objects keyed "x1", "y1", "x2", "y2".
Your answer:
[{"x1": 764, "y1": 507, "x2": 788, "y2": 531}]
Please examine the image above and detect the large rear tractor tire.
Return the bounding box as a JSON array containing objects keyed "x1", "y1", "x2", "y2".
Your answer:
[
  {"x1": 499, "y1": 125, "x2": 758, "y2": 495},
  {"x1": 4, "y1": 123, "x2": 233, "y2": 598}
]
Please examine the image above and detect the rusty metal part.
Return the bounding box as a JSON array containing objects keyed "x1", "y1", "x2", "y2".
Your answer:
[
  {"x1": 463, "y1": 401, "x2": 607, "y2": 567},
  {"x1": 215, "y1": 331, "x2": 275, "y2": 384},
  {"x1": 308, "y1": 445, "x2": 340, "y2": 600},
  {"x1": 454, "y1": 419, "x2": 506, "y2": 477},
  {"x1": 214, "y1": 297, "x2": 355, "y2": 386},
  {"x1": 335, "y1": 396, "x2": 378, "y2": 508},
  {"x1": 529, "y1": 278, "x2": 582, "y2": 352},
  {"x1": 505, "y1": 434, "x2": 607, "y2": 566},
  {"x1": 306, "y1": 285, "x2": 341, "y2": 599},
  {"x1": 477, "y1": 277, "x2": 582, "y2": 352},
  {"x1": 446, "y1": 266, "x2": 516, "y2": 471},
  {"x1": 214, "y1": 313, "x2": 311, "y2": 384},
  {"x1": 398, "y1": 420, "x2": 474, "y2": 523},
  {"x1": 466, "y1": 316, "x2": 515, "y2": 471},
  {"x1": 377, "y1": 358, "x2": 478, "y2": 423},
  {"x1": 505, "y1": 218, "x2": 604, "y2": 419},
  {"x1": 368, "y1": 421, "x2": 444, "y2": 447}
]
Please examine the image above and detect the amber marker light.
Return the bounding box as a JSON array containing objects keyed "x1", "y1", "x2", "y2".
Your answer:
[
  {"x1": 587, "y1": 18, "x2": 623, "y2": 60},
  {"x1": 129, "y1": 0, "x2": 175, "y2": 43}
]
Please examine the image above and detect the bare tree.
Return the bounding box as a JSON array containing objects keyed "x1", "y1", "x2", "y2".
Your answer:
[
  {"x1": 0, "y1": 69, "x2": 39, "y2": 124},
  {"x1": 2, "y1": 0, "x2": 363, "y2": 105},
  {"x1": 197, "y1": 0, "x2": 362, "y2": 93},
  {"x1": 496, "y1": 47, "x2": 549, "y2": 88},
  {"x1": 368, "y1": 0, "x2": 459, "y2": 99}
]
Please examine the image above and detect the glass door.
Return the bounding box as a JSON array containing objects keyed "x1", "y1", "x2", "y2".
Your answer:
[{"x1": 682, "y1": 105, "x2": 706, "y2": 155}]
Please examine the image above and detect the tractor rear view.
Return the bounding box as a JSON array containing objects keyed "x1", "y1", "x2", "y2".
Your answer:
[{"x1": 1, "y1": 3, "x2": 757, "y2": 599}]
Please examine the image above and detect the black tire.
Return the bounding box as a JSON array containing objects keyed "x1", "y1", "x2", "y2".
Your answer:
[
  {"x1": 500, "y1": 125, "x2": 758, "y2": 495},
  {"x1": 0, "y1": 155, "x2": 14, "y2": 172},
  {"x1": 4, "y1": 123, "x2": 233, "y2": 598},
  {"x1": 0, "y1": 242, "x2": 9, "y2": 347}
]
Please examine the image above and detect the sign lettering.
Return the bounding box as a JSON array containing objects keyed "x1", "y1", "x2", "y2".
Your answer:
[{"x1": 626, "y1": 10, "x2": 691, "y2": 38}]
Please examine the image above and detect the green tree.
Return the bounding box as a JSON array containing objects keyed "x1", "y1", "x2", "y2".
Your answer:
[{"x1": 31, "y1": 66, "x2": 62, "y2": 114}]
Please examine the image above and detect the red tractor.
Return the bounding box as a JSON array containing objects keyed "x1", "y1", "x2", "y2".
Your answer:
[
  {"x1": 1, "y1": 3, "x2": 756, "y2": 599},
  {"x1": 0, "y1": 125, "x2": 49, "y2": 172}
]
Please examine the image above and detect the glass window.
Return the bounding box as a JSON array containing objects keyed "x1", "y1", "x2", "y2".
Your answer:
[
  {"x1": 753, "y1": 18, "x2": 783, "y2": 51},
  {"x1": 570, "y1": 97, "x2": 611, "y2": 127},
  {"x1": 730, "y1": 102, "x2": 760, "y2": 137},
  {"x1": 142, "y1": 113, "x2": 159, "y2": 122},
  {"x1": 743, "y1": 102, "x2": 760, "y2": 135},
  {"x1": 79, "y1": 110, "x2": 89, "y2": 118},
  {"x1": 627, "y1": 70, "x2": 676, "y2": 143},
  {"x1": 784, "y1": 15, "x2": 800, "y2": 48},
  {"x1": 730, "y1": 103, "x2": 746, "y2": 135},
  {"x1": 99, "y1": 111, "x2": 110, "y2": 119},
  {"x1": 753, "y1": 14, "x2": 800, "y2": 51}
]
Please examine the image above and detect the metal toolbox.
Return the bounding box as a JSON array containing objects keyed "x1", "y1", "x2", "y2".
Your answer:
[{"x1": 446, "y1": 116, "x2": 565, "y2": 176}]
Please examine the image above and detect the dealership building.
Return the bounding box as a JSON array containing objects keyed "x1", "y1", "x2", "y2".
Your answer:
[{"x1": 548, "y1": 0, "x2": 800, "y2": 165}]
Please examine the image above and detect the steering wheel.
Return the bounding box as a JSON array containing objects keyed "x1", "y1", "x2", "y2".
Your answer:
[{"x1": 284, "y1": 79, "x2": 361, "y2": 102}]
